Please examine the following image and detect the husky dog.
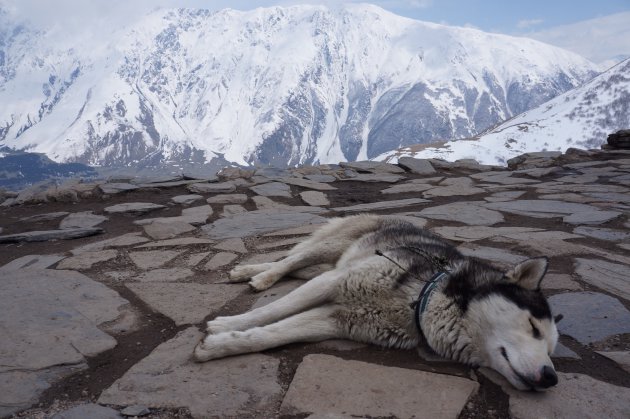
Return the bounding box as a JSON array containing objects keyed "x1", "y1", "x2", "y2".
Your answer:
[{"x1": 194, "y1": 214, "x2": 561, "y2": 391}]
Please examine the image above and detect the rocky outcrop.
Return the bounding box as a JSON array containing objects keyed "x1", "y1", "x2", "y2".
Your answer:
[{"x1": 606, "y1": 129, "x2": 630, "y2": 149}]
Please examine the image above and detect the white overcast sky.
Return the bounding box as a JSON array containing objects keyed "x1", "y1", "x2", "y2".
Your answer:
[{"x1": 2, "y1": 0, "x2": 629, "y2": 64}]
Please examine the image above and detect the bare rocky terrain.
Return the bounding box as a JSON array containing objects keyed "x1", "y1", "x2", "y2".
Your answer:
[{"x1": 1, "y1": 148, "x2": 629, "y2": 419}]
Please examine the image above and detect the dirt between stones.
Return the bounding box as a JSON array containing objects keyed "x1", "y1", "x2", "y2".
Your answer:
[{"x1": 2, "y1": 155, "x2": 630, "y2": 419}]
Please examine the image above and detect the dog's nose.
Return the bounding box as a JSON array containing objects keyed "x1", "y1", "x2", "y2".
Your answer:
[{"x1": 538, "y1": 365, "x2": 558, "y2": 388}]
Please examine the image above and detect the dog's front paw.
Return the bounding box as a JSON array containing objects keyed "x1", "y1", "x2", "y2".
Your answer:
[
  {"x1": 206, "y1": 316, "x2": 238, "y2": 334},
  {"x1": 193, "y1": 335, "x2": 225, "y2": 362},
  {"x1": 248, "y1": 272, "x2": 279, "y2": 292}
]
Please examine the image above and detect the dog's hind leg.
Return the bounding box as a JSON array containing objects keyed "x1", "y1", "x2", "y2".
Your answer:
[
  {"x1": 194, "y1": 305, "x2": 341, "y2": 362},
  {"x1": 207, "y1": 269, "x2": 339, "y2": 334}
]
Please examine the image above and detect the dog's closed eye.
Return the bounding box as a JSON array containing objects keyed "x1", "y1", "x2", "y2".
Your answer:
[{"x1": 529, "y1": 318, "x2": 541, "y2": 339}]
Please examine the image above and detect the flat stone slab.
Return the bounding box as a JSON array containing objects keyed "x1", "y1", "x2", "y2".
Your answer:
[
  {"x1": 340, "y1": 161, "x2": 405, "y2": 174},
  {"x1": 548, "y1": 292, "x2": 630, "y2": 344},
  {"x1": 214, "y1": 238, "x2": 248, "y2": 253},
  {"x1": 50, "y1": 403, "x2": 123, "y2": 419},
  {"x1": 99, "y1": 183, "x2": 139, "y2": 194},
  {"x1": 129, "y1": 250, "x2": 183, "y2": 270},
  {"x1": 202, "y1": 210, "x2": 328, "y2": 239},
  {"x1": 483, "y1": 369, "x2": 630, "y2": 419},
  {"x1": 541, "y1": 273, "x2": 582, "y2": 291},
  {"x1": 280, "y1": 354, "x2": 478, "y2": 418},
  {"x1": 257, "y1": 237, "x2": 304, "y2": 250},
  {"x1": 332, "y1": 198, "x2": 429, "y2": 213},
  {"x1": 457, "y1": 244, "x2": 526, "y2": 268},
  {"x1": 419, "y1": 202, "x2": 504, "y2": 226},
  {"x1": 135, "y1": 237, "x2": 214, "y2": 249},
  {"x1": 250, "y1": 182, "x2": 292, "y2": 197},
  {"x1": 575, "y1": 258, "x2": 630, "y2": 301},
  {"x1": 104, "y1": 203, "x2": 166, "y2": 214},
  {"x1": 573, "y1": 226, "x2": 630, "y2": 242},
  {"x1": 20, "y1": 211, "x2": 69, "y2": 222},
  {"x1": 483, "y1": 200, "x2": 612, "y2": 222},
  {"x1": 57, "y1": 249, "x2": 118, "y2": 270},
  {"x1": 221, "y1": 204, "x2": 247, "y2": 217},
  {"x1": 134, "y1": 205, "x2": 213, "y2": 226},
  {"x1": 170, "y1": 194, "x2": 203, "y2": 205},
  {"x1": 99, "y1": 328, "x2": 282, "y2": 417},
  {"x1": 595, "y1": 351, "x2": 630, "y2": 373},
  {"x1": 71, "y1": 233, "x2": 149, "y2": 255},
  {"x1": 206, "y1": 193, "x2": 248, "y2": 204},
  {"x1": 134, "y1": 268, "x2": 194, "y2": 283},
  {"x1": 380, "y1": 182, "x2": 434, "y2": 194},
  {"x1": 423, "y1": 177, "x2": 484, "y2": 197},
  {"x1": 142, "y1": 220, "x2": 195, "y2": 240},
  {"x1": 341, "y1": 173, "x2": 405, "y2": 183},
  {"x1": 0, "y1": 269, "x2": 126, "y2": 414},
  {"x1": 281, "y1": 177, "x2": 337, "y2": 191},
  {"x1": 484, "y1": 190, "x2": 526, "y2": 202},
  {"x1": 563, "y1": 210, "x2": 621, "y2": 225},
  {"x1": 0, "y1": 254, "x2": 65, "y2": 272},
  {"x1": 187, "y1": 182, "x2": 236, "y2": 194},
  {"x1": 204, "y1": 252, "x2": 238, "y2": 270},
  {"x1": 0, "y1": 227, "x2": 104, "y2": 243},
  {"x1": 397, "y1": 157, "x2": 436, "y2": 175},
  {"x1": 300, "y1": 191, "x2": 330, "y2": 206},
  {"x1": 59, "y1": 212, "x2": 108, "y2": 229},
  {"x1": 126, "y1": 283, "x2": 243, "y2": 325},
  {"x1": 432, "y1": 226, "x2": 543, "y2": 242}
]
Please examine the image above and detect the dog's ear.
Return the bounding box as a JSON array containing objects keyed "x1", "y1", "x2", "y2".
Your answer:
[{"x1": 505, "y1": 257, "x2": 549, "y2": 290}]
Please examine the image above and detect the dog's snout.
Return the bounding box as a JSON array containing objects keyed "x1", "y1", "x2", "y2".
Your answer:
[{"x1": 538, "y1": 365, "x2": 558, "y2": 388}]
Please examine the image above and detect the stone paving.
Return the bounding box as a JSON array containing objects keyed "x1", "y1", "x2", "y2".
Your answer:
[{"x1": 0, "y1": 148, "x2": 629, "y2": 418}]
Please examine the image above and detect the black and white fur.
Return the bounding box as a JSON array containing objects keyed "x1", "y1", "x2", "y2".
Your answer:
[{"x1": 194, "y1": 214, "x2": 560, "y2": 391}]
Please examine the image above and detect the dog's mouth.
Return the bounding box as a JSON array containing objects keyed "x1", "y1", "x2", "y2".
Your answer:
[{"x1": 500, "y1": 347, "x2": 537, "y2": 391}]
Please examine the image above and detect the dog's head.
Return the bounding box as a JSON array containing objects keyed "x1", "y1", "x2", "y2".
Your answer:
[{"x1": 467, "y1": 257, "x2": 560, "y2": 391}]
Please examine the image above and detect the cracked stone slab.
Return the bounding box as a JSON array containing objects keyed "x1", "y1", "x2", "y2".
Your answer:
[
  {"x1": 419, "y1": 202, "x2": 504, "y2": 226},
  {"x1": 57, "y1": 249, "x2": 118, "y2": 270},
  {"x1": 483, "y1": 199, "x2": 606, "y2": 219},
  {"x1": 0, "y1": 269, "x2": 126, "y2": 414},
  {"x1": 300, "y1": 191, "x2": 330, "y2": 206},
  {"x1": 548, "y1": 292, "x2": 630, "y2": 345},
  {"x1": 332, "y1": 198, "x2": 429, "y2": 213},
  {"x1": 126, "y1": 283, "x2": 243, "y2": 325},
  {"x1": 206, "y1": 193, "x2": 248, "y2": 204},
  {"x1": 134, "y1": 268, "x2": 194, "y2": 282},
  {"x1": 0, "y1": 227, "x2": 104, "y2": 243},
  {"x1": 252, "y1": 196, "x2": 327, "y2": 213},
  {"x1": 250, "y1": 181, "x2": 292, "y2": 197},
  {"x1": 481, "y1": 368, "x2": 630, "y2": 419},
  {"x1": 202, "y1": 210, "x2": 327, "y2": 239},
  {"x1": 71, "y1": 233, "x2": 150, "y2": 255},
  {"x1": 98, "y1": 327, "x2": 282, "y2": 417},
  {"x1": 433, "y1": 226, "x2": 543, "y2": 242},
  {"x1": 59, "y1": 211, "x2": 108, "y2": 229},
  {"x1": 142, "y1": 220, "x2": 196, "y2": 240},
  {"x1": 134, "y1": 205, "x2": 213, "y2": 226},
  {"x1": 280, "y1": 354, "x2": 478, "y2": 418},
  {"x1": 129, "y1": 250, "x2": 183, "y2": 270},
  {"x1": 457, "y1": 244, "x2": 526, "y2": 268},
  {"x1": 575, "y1": 258, "x2": 630, "y2": 301},
  {"x1": 104, "y1": 202, "x2": 166, "y2": 214}
]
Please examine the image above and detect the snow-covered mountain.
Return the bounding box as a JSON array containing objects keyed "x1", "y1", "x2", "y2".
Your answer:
[
  {"x1": 0, "y1": 4, "x2": 599, "y2": 168},
  {"x1": 378, "y1": 58, "x2": 629, "y2": 165}
]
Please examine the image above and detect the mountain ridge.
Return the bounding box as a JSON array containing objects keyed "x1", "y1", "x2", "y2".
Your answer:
[{"x1": 0, "y1": 4, "x2": 600, "y2": 168}]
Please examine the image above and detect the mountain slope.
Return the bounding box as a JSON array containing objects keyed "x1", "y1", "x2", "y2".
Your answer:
[
  {"x1": 0, "y1": 4, "x2": 599, "y2": 168},
  {"x1": 378, "y1": 58, "x2": 629, "y2": 165}
]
